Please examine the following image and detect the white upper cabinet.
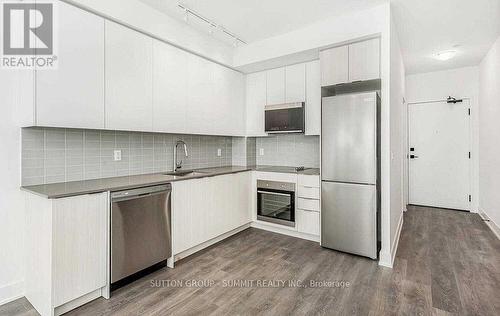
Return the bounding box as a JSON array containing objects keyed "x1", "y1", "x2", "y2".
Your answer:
[
  {"x1": 226, "y1": 69, "x2": 246, "y2": 136},
  {"x1": 266, "y1": 67, "x2": 285, "y2": 105},
  {"x1": 187, "y1": 54, "x2": 215, "y2": 134},
  {"x1": 187, "y1": 56, "x2": 245, "y2": 136},
  {"x1": 349, "y1": 38, "x2": 380, "y2": 82},
  {"x1": 305, "y1": 60, "x2": 321, "y2": 135},
  {"x1": 285, "y1": 63, "x2": 306, "y2": 103},
  {"x1": 36, "y1": 1, "x2": 105, "y2": 129},
  {"x1": 320, "y1": 38, "x2": 380, "y2": 86},
  {"x1": 105, "y1": 21, "x2": 153, "y2": 132},
  {"x1": 320, "y1": 45, "x2": 349, "y2": 86},
  {"x1": 153, "y1": 40, "x2": 187, "y2": 134},
  {"x1": 245, "y1": 71, "x2": 267, "y2": 136},
  {"x1": 245, "y1": 61, "x2": 321, "y2": 136}
]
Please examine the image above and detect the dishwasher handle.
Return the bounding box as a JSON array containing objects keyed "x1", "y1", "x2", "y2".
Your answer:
[{"x1": 111, "y1": 184, "x2": 171, "y2": 201}]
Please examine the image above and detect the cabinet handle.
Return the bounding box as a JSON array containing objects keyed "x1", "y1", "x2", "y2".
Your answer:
[{"x1": 298, "y1": 208, "x2": 319, "y2": 213}]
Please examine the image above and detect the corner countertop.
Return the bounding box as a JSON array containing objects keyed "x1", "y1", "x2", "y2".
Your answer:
[
  {"x1": 21, "y1": 166, "x2": 252, "y2": 199},
  {"x1": 252, "y1": 165, "x2": 320, "y2": 176}
]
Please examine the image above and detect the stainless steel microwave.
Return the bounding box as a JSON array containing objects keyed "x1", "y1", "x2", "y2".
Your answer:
[{"x1": 265, "y1": 102, "x2": 305, "y2": 133}]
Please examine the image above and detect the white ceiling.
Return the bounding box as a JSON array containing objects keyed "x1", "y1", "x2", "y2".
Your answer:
[
  {"x1": 139, "y1": 0, "x2": 387, "y2": 44},
  {"x1": 392, "y1": 0, "x2": 500, "y2": 74},
  {"x1": 139, "y1": 0, "x2": 500, "y2": 74}
]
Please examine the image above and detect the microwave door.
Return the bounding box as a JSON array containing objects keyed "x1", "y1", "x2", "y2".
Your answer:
[{"x1": 265, "y1": 102, "x2": 305, "y2": 133}]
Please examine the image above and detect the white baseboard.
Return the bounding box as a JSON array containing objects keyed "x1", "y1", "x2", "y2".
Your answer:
[
  {"x1": 378, "y1": 213, "x2": 404, "y2": 268},
  {"x1": 479, "y1": 211, "x2": 500, "y2": 240},
  {"x1": 0, "y1": 280, "x2": 24, "y2": 306},
  {"x1": 250, "y1": 221, "x2": 320, "y2": 242}
]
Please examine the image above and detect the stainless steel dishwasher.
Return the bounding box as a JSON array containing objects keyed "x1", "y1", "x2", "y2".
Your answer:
[{"x1": 111, "y1": 184, "x2": 171, "y2": 290}]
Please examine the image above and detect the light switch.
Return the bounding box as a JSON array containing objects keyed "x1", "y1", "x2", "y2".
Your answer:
[
  {"x1": 259, "y1": 148, "x2": 264, "y2": 156},
  {"x1": 114, "y1": 150, "x2": 122, "y2": 161},
  {"x1": 217, "y1": 148, "x2": 222, "y2": 157}
]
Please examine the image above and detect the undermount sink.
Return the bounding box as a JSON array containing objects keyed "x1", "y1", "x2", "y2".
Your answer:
[{"x1": 163, "y1": 170, "x2": 207, "y2": 177}]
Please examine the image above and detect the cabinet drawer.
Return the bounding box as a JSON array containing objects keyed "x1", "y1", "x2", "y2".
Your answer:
[
  {"x1": 298, "y1": 198, "x2": 320, "y2": 212},
  {"x1": 297, "y1": 209, "x2": 320, "y2": 235},
  {"x1": 298, "y1": 186, "x2": 320, "y2": 199},
  {"x1": 297, "y1": 174, "x2": 320, "y2": 188}
]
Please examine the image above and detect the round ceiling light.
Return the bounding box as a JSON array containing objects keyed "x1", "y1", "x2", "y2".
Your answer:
[{"x1": 435, "y1": 50, "x2": 457, "y2": 61}]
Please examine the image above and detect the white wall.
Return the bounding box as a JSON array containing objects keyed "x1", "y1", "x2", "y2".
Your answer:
[
  {"x1": 386, "y1": 12, "x2": 406, "y2": 267},
  {"x1": 405, "y1": 66, "x2": 480, "y2": 212},
  {"x1": 479, "y1": 36, "x2": 500, "y2": 230},
  {"x1": 406, "y1": 66, "x2": 479, "y2": 102}
]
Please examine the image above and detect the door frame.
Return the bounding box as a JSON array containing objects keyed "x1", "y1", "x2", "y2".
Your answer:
[{"x1": 405, "y1": 96, "x2": 478, "y2": 212}]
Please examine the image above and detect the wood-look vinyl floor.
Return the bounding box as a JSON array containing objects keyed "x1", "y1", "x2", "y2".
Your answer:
[{"x1": 2, "y1": 205, "x2": 500, "y2": 315}]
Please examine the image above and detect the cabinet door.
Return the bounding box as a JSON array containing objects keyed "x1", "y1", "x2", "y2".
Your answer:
[
  {"x1": 212, "y1": 65, "x2": 244, "y2": 135},
  {"x1": 349, "y1": 38, "x2": 380, "y2": 82},
  {"x1": 285, "y1": 63, "x2": 305, "y2": 103},
  {"x1": 320, "y1": 45, "x2": 348, "y2": 86},
  {"x1": 266, "y1": 67, "x2": 285, "y2": 105},
  {"x1": 52, "y1": 192, "x2": 107, "y2": 306},
  {"x1": 297, "y1": 209, "x2": 320, "y2": 235},
  {"x1": 245, "y1": 71, "x2": 267, "y2": 136},
  {"x1": 237, "y1": 172, "x2": 252, "y2": 226},
  {"x1": 36, "y1": 2, "x2": 104, "y2": 129},
  {"x1": 172, "y1": 178, "x2": 206, "y2": 254},
  {"x1": 153, "y1": 40, "x2": 187, "y2": 133},
  {"x1": 228, "y1": 70, "x2": 246, "y2": 136},
  {"x1": 105, "y1": 21, "x2": 153, "y2": 131},
  {"x1": 171, "y1": 180, "x2": 190, "y2": 254},
  {"x1": 305, "y1": 60, "x2": 321, "y2": 135},
  {"x1": 187, "y1": 54, "x2": 215, "y2": 134}
]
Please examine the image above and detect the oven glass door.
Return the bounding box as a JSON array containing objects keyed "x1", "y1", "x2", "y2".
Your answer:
[{"x1": 257, "y1": 189, "x2": 295, "y2": 226}]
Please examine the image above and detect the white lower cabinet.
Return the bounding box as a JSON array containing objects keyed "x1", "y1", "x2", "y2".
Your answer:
[
  {"x1": 25, "y1": 192, "x2": 108, "y2": 316},
  {"x1": 297, "y1": 174, "x2": 320, "y2": 236},
  {"x1": 297, "y1": 209, "x2": 320, "y2": 236},
  {"x1": 172, "y1": 172, "x2": 251, "y2": 255}
]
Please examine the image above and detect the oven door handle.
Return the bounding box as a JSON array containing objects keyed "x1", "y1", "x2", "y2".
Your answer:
[{"x1": 257, "y1": 190, "x2": 291, "y2": 197}]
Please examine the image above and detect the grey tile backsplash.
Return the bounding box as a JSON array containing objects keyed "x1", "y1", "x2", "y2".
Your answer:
[
  {"x1": 256, "y1": 134, "x2": 320, "y2": 168},
  {"x1": 231, "y1": 137, "x2": 257, "y2": 167},
  {"x1": 22, "y1": 128, "x2": 320, "y2": 186},
  {"x1": 22, "y1": 127, "x2": 233, "y2": 186}
]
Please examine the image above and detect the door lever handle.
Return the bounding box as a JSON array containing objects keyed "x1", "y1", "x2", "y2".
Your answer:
[{"x1": 410, "y1": 155, "x2": 419, "y2": 159}]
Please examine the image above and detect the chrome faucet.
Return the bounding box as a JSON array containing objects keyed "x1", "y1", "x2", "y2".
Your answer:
[{"x1": 173, "y1": 140, "x2": 188, "y2": 172}]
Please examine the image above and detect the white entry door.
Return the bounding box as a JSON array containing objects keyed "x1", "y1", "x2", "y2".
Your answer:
[{"x1": 408, "y1": 100, "x2": 470, "y2": 210}]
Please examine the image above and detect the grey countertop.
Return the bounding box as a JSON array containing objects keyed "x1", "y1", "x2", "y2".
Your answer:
[
  {"x1": 21, "y1": 166, "x2": 252, "y2": 199},
  {"x1": 21, "y1": 165, "x2": 320, "y2": 199}
]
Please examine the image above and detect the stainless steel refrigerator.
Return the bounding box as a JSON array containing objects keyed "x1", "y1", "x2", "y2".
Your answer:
[{"x1": 321, "y1": 91, "x2": 379, "y2": 259}]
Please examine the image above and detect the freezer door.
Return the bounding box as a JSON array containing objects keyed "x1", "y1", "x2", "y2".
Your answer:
[
  {"x1": 321, "y1": 92, "x2": 377, "y2": 184},
  {"x1": 321, "y1": 181, "x2": 377, "y2": 259}
]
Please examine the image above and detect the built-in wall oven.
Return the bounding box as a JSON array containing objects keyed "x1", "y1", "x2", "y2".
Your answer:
[{"x1": 257, "y1": 180, "x2": 295, "y2": 227}]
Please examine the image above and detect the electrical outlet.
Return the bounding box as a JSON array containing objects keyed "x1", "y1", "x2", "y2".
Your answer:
[
  {"x1": 217, "y1": 148, "x2": 222, "y2": 157},
  {"x1": 114, "y1": 150, "x2": 122, "y2": 161},
  {"x1": 259, "y1": 148, "x2": 264, "y2": 156}
]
